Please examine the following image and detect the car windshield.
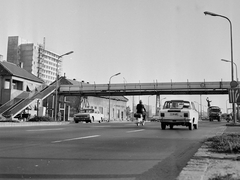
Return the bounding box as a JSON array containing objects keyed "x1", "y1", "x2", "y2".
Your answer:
[
  {"x1": 79, "y1": 109, "x2": 94, "y2": 113},
  {"x1": 163, "y1": 101, "x2": 190, "y2": 109}
]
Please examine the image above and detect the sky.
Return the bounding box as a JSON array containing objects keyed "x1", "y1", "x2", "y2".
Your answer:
[{"x1": 0, "y1": 0, "x2": 240, "y2": 113}]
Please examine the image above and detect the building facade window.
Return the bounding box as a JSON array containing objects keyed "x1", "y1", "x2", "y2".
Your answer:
[
  {"x1": 12, "y1": 80, "x2": 23, "y2": 90},
  {"x1": 4, "y1": 79, "x2": 10, "y2": 89}
]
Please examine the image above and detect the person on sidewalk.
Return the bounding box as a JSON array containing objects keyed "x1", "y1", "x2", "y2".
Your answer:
[{"x1": 58, "y1": 111, "x2": 61, "y2": 121}]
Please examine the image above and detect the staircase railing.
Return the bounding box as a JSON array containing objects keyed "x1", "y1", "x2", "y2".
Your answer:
[
  {"x1": 0, "y1": 92, "x2": 29, "y2": 114},
  {"x1": 2, "y1": 79, "x2": 60, "y2": 117}
]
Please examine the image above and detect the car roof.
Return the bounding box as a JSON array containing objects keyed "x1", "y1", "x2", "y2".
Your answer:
[{"x1": 166, "y1": 100, "x2": 190, "y2": 103}]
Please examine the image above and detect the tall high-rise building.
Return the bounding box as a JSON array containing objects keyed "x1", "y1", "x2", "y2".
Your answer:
[{"x1": 7, "y1": 36, "x2": 62, "y2": 85}]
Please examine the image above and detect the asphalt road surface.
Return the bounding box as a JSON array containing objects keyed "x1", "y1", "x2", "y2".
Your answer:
[{"x1": 0, "y1": 120, "x2": 227, "y2": 180}]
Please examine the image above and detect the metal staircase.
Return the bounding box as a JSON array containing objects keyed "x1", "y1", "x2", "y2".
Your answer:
[
  {"x1": 0, "y1": 92, "x2": 29, "y2": 115},
  {"x1": 0, "y1": 80, "x2": 59, "y2": 118}
]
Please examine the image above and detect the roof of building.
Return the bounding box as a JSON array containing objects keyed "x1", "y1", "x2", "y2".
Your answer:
[
  {"x1": 0, "y1": 61, "x2": 43, "y2": 83},
  {"x1": 101, "y1": 95, "x2": 128, "y2": 102},
  {"x1": 67, "y1": 79, "x2": 87, "y2": 85},
  {"x1": 65, "y1": 78, "x2": 128, "y2": 102}
]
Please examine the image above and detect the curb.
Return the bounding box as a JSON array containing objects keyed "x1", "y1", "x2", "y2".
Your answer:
[
  {"x1": 0, "y1": 120, "x2": 132, "y2": 127},
  {"x1": 176, "y1": 126, "x2": 227, "y2": 180},
  {"x1": 226, "y1": 122, "x2": 240, "y2": 126}
]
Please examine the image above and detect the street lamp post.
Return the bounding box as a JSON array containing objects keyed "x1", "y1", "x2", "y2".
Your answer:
[
  {"x1": 108, "y1": 73, "x2": 121, "y2": 122},
  {"x1": 160, "y1": 97, "x2": 166, "y2": 110},
  {"x1": 204, "y1": 11, "x2": 236, "y2": 123},
  {"x1": 222, "y1": 59, "x2": 239, "y2": 120},
  {"x1": 200, "y1": 95, "x2": 203, "y2": 119},
  {"x1": 221, "y1": 59, "x2": 238, "y2": 82},
  {"x1": 148, "y1": 95, "x2": 153, "y2": 119},
  {"x1": 226, "y1": 99, "x2": 229, "y2": 114},
  {"x1": 55, "y1": 51, "x2": 74, "y2": 121},
  {"x1": 194, "y1": 101, "x2": 201, "y2": 119}
]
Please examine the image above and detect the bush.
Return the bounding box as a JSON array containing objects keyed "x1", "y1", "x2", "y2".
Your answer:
[
  {"x1": 206, "y1": 133, "x2": 240, "y2": 154},
  {"x1": 28, "y1": 116, "x2": 54, "y2": 122}
]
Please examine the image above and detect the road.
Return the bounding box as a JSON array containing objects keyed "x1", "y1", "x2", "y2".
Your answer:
[{"x1": 0, "y1": 120, "x2": 226, "y2": 180}]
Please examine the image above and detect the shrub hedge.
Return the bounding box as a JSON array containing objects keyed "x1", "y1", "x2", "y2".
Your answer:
[{"x1": 28, "y1": 116, "x2": 54, "y2": 122}]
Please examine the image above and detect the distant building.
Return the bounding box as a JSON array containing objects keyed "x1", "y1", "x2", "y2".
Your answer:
[
  {"x1": 7, "y1": 36, "x2": 62, "y2": 85},
  {"x1": 53, "y1": 78, "x2": 129, "y2": 121}
]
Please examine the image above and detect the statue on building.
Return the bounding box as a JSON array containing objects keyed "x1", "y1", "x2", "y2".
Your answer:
[{"x1": 206, "y1": 97, "x2": 212, "y2": 107}]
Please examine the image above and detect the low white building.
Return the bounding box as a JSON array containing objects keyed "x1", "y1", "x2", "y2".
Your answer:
[{"x1": 59, "y1": 78, "x2": 128, "y2": 121}]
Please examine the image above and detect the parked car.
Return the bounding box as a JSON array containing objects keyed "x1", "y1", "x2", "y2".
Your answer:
[
  {"x1": 159, "y1": 100, "x2": 199, "y2": 130},
  {"x1": 74, "y1": 108, "x2": 104, "y2": 123},
  {"x1": 149, "y1": 115, "x2": 160, "y2": 122}
]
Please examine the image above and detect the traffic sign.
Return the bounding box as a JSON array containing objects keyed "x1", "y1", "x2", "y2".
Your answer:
[
  {"x1": 229, "y1": 88, "x2": 240, "y2": 103},
  {"x1": 230, "y1": 81, "x2": 238, "y2": 88}
]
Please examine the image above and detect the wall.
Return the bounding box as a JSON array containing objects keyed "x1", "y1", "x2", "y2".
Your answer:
[
  {"x1": 66, "y1": 95, "x2": 127, "y2": 121},
  {"x1": 0, "y1": 76, "x2": 12, "y2": 105},
  {"x1": 88, "y1": 96, "x2": 127, "y2": 121}
]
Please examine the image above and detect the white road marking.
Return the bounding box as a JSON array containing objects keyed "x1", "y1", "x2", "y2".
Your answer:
[
  {"x1": 124, "y1": 124, "x2": 136, "y2": 126},
  {"x1": 52, "y1": 135, "x2": 100, "y2": 143},
  {"x1": 91, "y1": 126, "x2": 111, "y2": 128},
  {"x1": 27, "y1": 128, "x2": 64, "y2": 132},
  {"x1": 127, "y1": 129, "x2": 145, "y2": 133}
]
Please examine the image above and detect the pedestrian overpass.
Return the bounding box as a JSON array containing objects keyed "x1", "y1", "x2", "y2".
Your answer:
[
  {"x1": 59, "y1": 80, "x2": 230, "y2": 96},
  {"x1": 0, "y1": 79, "x2": 233, "y2": 120},
  {"x1": 59, "y1": 80, "x2": 231, "y2": 115}
]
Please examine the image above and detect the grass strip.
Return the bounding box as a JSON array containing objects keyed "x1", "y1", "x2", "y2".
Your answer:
[{"x1": 206, "y1": 133, "x2": 240, "y2": 154}]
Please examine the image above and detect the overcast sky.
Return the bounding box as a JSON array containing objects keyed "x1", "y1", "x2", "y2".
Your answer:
[{"x1": 0, "y1": 0, "x2": 239, "y2": 113}]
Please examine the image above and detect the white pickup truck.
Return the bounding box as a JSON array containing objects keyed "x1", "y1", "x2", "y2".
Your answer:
[{"x1": 74, "y1": 108, "x2": 104, "y2": 123}]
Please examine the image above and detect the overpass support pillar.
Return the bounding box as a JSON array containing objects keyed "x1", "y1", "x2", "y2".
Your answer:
[{"x1": 156, "y1": 95, "x2": 160, "y2": 115}]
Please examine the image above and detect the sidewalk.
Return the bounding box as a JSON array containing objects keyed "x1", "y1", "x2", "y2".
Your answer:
[
  {"x1": 0, "y1": 119, "x2": 132, "y2": 127},
  {"x1": 177, "y1": 125, "x2": 240, "y2": 180},
  {"x1": 0, "y1": 121, "x2": 70, "y2": 127}
]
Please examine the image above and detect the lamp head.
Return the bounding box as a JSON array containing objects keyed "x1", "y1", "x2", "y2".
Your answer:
[
  {"x1": 221, "y1": 59, "x2": 230, "y2": 63},
  {"x1": 204, "y1": 11, "x2": 219, "y2": 16},
  {"x1": 65, "y1": 51, "x2": 74, "y2": 55}
]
